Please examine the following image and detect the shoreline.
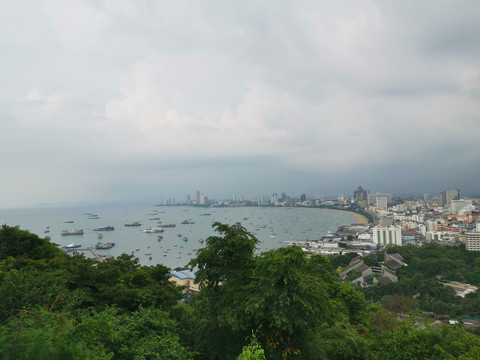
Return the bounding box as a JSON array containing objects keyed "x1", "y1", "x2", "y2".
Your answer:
[{"x1": 310, "y1": 208, "x2": 370, "y2": 225}]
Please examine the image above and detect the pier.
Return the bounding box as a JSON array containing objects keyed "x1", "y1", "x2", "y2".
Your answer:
[{"x1": 71, "y1": 247, "x2": 109, "y2": 262}]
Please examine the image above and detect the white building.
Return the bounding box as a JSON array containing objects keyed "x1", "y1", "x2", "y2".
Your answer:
[
  {"x1": 466, "y1": 232, "x2": 480, "y2": 251},
  {"x1": 376, "y1": 197, "x2": 388, "y2": 210},
  {"x1": 372, "y1": 225, "x2": 402, "y2": 247},
  {"x1": 451, "y1": 199, "x2": 474, "y2": 215}
]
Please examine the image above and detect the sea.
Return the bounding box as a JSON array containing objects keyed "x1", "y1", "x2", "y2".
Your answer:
[{"x1": 0, "y1": 204, "x2": 356, "y2": 270}]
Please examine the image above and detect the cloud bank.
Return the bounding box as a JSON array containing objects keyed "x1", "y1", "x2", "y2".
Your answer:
[{"x1": 1, "y1": 0, "x2": 480, "y2": 207}]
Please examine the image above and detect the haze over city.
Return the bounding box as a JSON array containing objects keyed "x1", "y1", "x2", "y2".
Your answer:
[{"x1": 1, "y1": 1, "x2": 480, "y2": 208}]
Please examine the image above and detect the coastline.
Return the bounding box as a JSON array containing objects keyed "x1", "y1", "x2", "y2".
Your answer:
[{"x1": 313, "y1": 208, "x2": 369, "y2": 225}]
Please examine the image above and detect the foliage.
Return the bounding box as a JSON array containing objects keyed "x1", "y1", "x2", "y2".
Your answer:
[
  {"x1": 1, "y1": 224, "x2": 480, "y2": 360},
  {"x1": 0, "y1": 225, "x2": 62, "y2": 260},
  {"x1": 237, "y1": 332, "x2": 266, "y2": 360}
]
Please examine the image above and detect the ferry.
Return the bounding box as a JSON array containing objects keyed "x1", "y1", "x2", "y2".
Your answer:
[{"x1": 93, "y1": 226, "x2": 115, "y2": 231}]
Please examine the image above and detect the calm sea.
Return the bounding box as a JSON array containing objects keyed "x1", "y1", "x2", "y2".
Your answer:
[{"x1": 0, "y1": 204, "x2": 355, "y2": 269}]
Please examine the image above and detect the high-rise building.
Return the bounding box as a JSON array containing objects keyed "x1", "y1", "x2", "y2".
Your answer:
[
  {"x1": 300, "y1": 194, "x2": 306, "y2": 202},
  {"x1": 368, "y1": 193, "x2": 392, "y2": 206},
  {"x1": 271, "y1": 193, "x2": 278, "y2": 204},
  {"x1": 372, "y1": 225, "x2": 402, "y2": 247},
  {"x1": 466, "y1": 232, "x2": 480, "y2": 251},
  {"x1": 354, "y1": 186, "x2": 367, "y2": 203},
  {"x1": 441, "y1": 189, "x2": 460, "y2": 206},
  {"x1": 451, "y1": 199, "x2": 473, "y2": 214},
  {"x1": 376, "y1": 197, "x2": 388, "y2": 209},
  {"x1": 196, "y1": 190, "x2": 206, "y2": 205}
]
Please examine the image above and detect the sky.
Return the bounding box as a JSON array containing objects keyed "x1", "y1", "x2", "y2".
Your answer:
[{"x1": 1, "y1": 0, "x2": 480, "y2": 208}]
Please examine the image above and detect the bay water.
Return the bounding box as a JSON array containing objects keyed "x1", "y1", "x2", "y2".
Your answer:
[{"x1": 0, "y1": 204, "x2": 355, "y2": 270}]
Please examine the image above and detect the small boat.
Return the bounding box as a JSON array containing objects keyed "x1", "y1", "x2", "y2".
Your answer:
[
  {"x1": 61, "y1": 229, "x2": 84, "y2": 236},
  {"x1": 95, "y1": 242, "x2": 115, "y2": 249},
  {"x1": 143, "y1": 227, "x2": 164, "y2": 233},
  {"x1": 157, "y1": 235, "x2": 163, "y2": 241},
  {"x1": 149, "y1": 256, "x2": 152, "y2": 260},
  {"x1": 98, "y1": 233, "x2": 103, "y2": 239},
  {"x1": 183, "y1": 237, "x2": 188, "y2": 242},
  {"x1": 177, "y1": 233, "x2": 182, "y2": 237},
  {"x1": 145, "y1": 252, "x2": 152, "y2": 255},
  {"x1": 187, "y1": 252, "x2": 192, "y2": 255},
  {"x1": 125, "y1": 221, "x2": 141, "y2": 227},
  {"x1": 198, "y1": 239, "x2": 204, "y2": 244},
  {"x1": 64, "y1": 221, "x2": 74, "y2": 223},
  {"x1": 158, "y1": 223, "x2": 176, "y2": 228}
]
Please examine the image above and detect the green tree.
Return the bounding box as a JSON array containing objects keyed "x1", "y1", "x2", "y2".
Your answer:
[
  {"x1": 190, "y1": 222, "x2": 258, "y2": 287},
  {"x1": 0, "y1": 225, "x2": 62, "y2": 260}
]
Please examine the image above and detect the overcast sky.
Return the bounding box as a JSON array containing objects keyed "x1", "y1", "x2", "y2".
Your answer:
[{"x1": 1, "y1": 0, "x2": 480, "y2": 208}]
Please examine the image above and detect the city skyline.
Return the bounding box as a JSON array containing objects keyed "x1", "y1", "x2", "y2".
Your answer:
[{"x1": 1, "y1": 1, "x2": 480, "y2": 208}]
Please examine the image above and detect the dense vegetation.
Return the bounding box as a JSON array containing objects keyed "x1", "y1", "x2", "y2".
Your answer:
[
  {"x1": 363, "y1": 243, "x2": 480, "y2": 318},
  {"x1": 1, "y1": 223, "x2": 480, "y2": 359}
]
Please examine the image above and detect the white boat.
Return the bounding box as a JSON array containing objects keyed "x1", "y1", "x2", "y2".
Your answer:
[
  {"x1": 61, "y1": 229, "x2": 84, "y2": 236},
  {"x1": 65, "y1": 243, "x2": 81, "y2": 248},
  {"x1": 142, "y1": 227, "x2": 164, "y2": 233}
]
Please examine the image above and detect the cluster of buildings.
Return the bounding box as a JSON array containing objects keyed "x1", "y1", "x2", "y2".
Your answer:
[
  {"x1": 283, "y1": 187, "x2": 480, "y2": 257},
  {"x1": 348, "y1": 186, "x2": 480, "y2": 252}
]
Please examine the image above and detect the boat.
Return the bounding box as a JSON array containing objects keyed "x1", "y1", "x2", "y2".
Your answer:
[
  {"x1": 143, "y1": 227, "x2": 164, "y2": 233},
  {"x1": 64, "y1": 221, "x2": 74, "y2": 223},
  {"x1": 145, "y1": 252, "x2": 152, "y2": 255},
  {"x1": 95, "y1": 242, "x2": 115, "y2": 249},
  {"x1": 61, "y1": 229, "x2": 84, "y2": 236},
  {"x1": 125, "y1": 221, "x2": 141, "y2": 227},
  {"x1": 98, "y1": 233, "x2": 103, "y2": 239},
  {"x1": 65, "y1": 243, "x2": 81, "y2": 249},
  {"x1": 149, "y1": 217, "x2": 160, "y2": 220},
  {"x1": 157, "y1": 235, "x2": 163, "y2": 241},
  {"x1": 63, "y1": 243, "x2": 81, "y2": 252},
  {"x1": 187, "y1": 252, "x2": 192, "y2": 255},
  {"x1": 198, "y1": 239, "x2": 204, "y2": 244},
  {"x1": 181, "y1": 220, "x2": 195, "y2": 224},
  {"x1": 158, "y1": 223, "x2": 176, "y2": 228},
  {"x1": 93, "y1": 226, "x2": 115, "y2": 231},
  {"x1": 183, "y1": 236, "x2": 188, "y2": 242}
]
